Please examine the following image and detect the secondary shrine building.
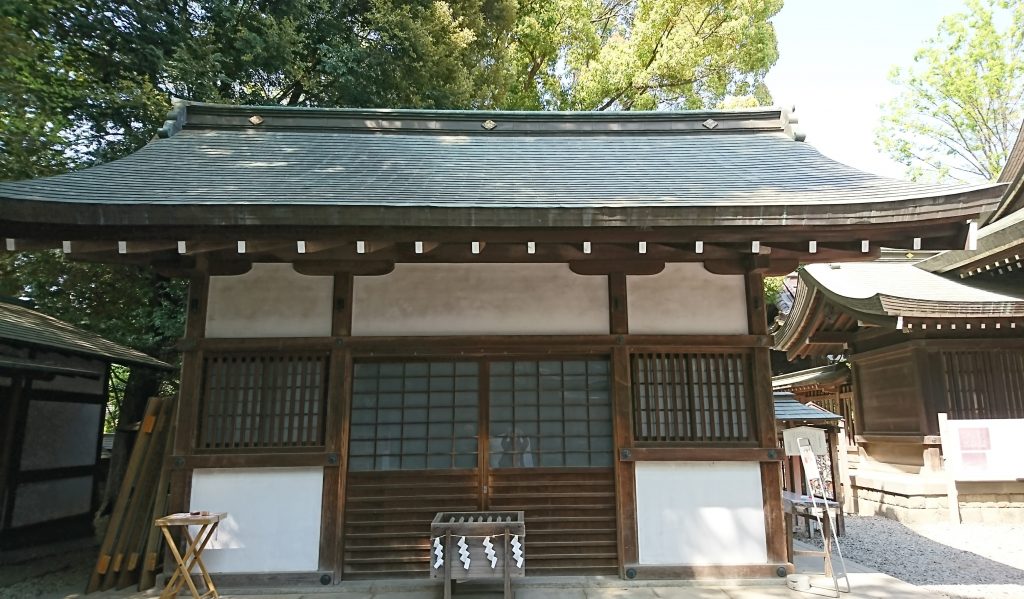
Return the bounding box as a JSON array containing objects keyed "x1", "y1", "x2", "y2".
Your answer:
[{"x1": 0, "y1": 103, "x2": 1004, "y2": 585}]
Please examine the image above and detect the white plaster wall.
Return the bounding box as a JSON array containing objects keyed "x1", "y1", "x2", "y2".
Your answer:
[
  {"x1": 627, "y1": 263, "x2": 748, "y2": 335},
  {"x1": 10, "y1": 476, "x2": 93, "y2": 527},
  {"x1": 635, "y1": 461, "x2": 768, "y2": 565},
  {"x1": 352, "y1": 263, "x2": 608, "y2": 336},
  {"x1": 20, "y1": 401, "x2": 102, "y2": 470},
  {"x1": 206, "y1": 263, "x2": 333, "y2": 338},
  {"x1": 189, "y1": 467, "x2": 323, "y2": 573}
]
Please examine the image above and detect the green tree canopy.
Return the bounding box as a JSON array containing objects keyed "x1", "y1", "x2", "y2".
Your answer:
[
  {"x1": 2, "y1": 0, "x2": 783, "y2": 178},
  {"x1": 877, "y1": 0, "x2": 1024, "y2": 182},
  {"x1": 0, "y1": 0, "x2": 782, "y2": 372}
]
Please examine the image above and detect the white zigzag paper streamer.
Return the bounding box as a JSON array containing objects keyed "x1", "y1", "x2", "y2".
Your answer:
[
  {"x1": 511, "y1": 535, "x2": 524, "y2": 568},
  {"x1": 482, "y1": 536, "x2": 497, "y2": 569},
  {"x1": 432, "y1": 537, "x2": 444, "y2": 569},
  {"x1": 457, "y1": 536, "x2": 471, "y2": 570}
]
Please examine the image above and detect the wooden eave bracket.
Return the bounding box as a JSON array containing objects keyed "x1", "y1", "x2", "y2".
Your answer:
[
  {"x1": 703, "y1": 254, "x2": 797, "y2": 276},
  {"x1": 570, "y1": 260, "x2": 665, "y2": 276},
  {"x1": 293, "y1": 260, "x2": 395, "y2": 277},
  {"x1": 805, "y1": 332, "x2": 853, "y2": 345}
]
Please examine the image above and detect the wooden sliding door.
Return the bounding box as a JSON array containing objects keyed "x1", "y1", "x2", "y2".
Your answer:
[{"x1": 341, "y1": 357, "x2": 616, "y2": 578}]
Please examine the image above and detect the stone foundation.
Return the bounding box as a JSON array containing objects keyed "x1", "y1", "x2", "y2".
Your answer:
[
  {"x1": 849, "y1": 475, "x2": 1024, "y2": 524},
  {"x1": 852, "y1": 487, "x2": 949, "y2": 523},
  {"x1": 957, "y1": 486, "x2": 1024, "y2": 524}
]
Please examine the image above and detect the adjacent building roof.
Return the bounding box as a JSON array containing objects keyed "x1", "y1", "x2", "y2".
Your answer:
[
  {"x1": 0, "y1": 301, "x2": 171, "y2": 369},
  {"x1": 773, "y1": 262, "x2": 1024, "y2": 357},
  {"x1": 0, "y1": 102, "x2": 1004, "y2": 233},
  {"x1": 773, "y1": 393, "x2": 841, "y2": 422},
  {"x1": 772, "y1": 364, "x2": 850, "y2": 391},
  {"x1": 918, "y1": 207, "x2": 1024, "y2": 279},
  {"x1": 919, "y1": 121, "x2": 1024, "y2": 279},
  {"x1": 987, "y1": 124, "x2": 1024, "y2": 224}
]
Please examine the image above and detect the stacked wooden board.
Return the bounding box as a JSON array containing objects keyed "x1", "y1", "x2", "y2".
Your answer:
[{"x1": 86, "y1": 395, "x2": 176, "y2": 593}]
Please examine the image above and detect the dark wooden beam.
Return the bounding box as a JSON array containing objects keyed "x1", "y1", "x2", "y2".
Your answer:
[
  {"x1": 181, "y1": 241, "x2": 236, "y2": 256},
  {"x1": 619, "y1": 447, "x2": 780, "y2": 461},
  {"x1": 624, "y1": 563, "x2": 791, "y2": 580},
  {"x1": 3, "y1": 216, "x2": 956, "y2": 254},
  {"x1": 172, "y1": 453, "x2": 334, "y2": 469},
  {"x1": 300, "y1": 240, "x2": 349, "y2": 255}
]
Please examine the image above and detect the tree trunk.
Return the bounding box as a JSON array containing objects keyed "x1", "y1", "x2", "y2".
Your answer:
[{"x1": 95, "y1": 367, "x2": 162, "y2": 530}]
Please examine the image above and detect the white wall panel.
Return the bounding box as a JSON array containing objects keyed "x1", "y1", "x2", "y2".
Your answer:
[
  {"x1": 352, "y1": 263, "x2": 608, "y2": 336},
  {"x1": 635, "y1": 461, "x2": 768, "y2": 565},
  {"x1": 627, "y1": 264, "x2": 747, "y2": 335},
  {"x1": 20, "y1": 401, "x2": 102, "y2": 470},
  {"x1": 10, "y1": 476, "x2": 93, "y2": 527},
  {"x1": 189, "y1": 467, "x2": 323, "y2": 572},
  {"x1": 206, "y1": 263, "x2": 333, "y2": 338}
]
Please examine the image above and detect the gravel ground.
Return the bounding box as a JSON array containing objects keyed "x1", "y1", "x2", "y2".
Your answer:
[
  {"x1": 0, "y1": 538, "x2": 96, "y2": 599},
  {"x1": 807, "y1": 515, "x2": 1024, "y2": 599}
]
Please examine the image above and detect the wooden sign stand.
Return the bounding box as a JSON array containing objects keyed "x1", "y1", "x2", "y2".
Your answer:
[{"x1": 794, "y1": 437, "x2": 850, "y2": 597}]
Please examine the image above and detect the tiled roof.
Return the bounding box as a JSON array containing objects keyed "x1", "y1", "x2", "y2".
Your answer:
[
  {"x1": 0, "y1": 102, "x2": 1004, "y2": 229},
  {"x1": 0, "y1": 301, "x2": 171, "y2": 369}
]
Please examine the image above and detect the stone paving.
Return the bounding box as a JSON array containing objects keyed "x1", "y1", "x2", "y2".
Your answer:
[
  {"x1": 68, "y1": 562, "x2": 932, "y2": 599},
  {"x1": 0, "y1": 538, "x2": 936, "y2": 599}
]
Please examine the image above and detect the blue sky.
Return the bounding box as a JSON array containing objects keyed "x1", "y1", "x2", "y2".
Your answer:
[{"x1": 765, "y1": 0, "x2": 970, "y2": 178}]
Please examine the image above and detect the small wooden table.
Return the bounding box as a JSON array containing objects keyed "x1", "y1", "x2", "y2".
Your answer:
[{"x1": 155, "y1": 512, "x2": 227, "y2": 599}]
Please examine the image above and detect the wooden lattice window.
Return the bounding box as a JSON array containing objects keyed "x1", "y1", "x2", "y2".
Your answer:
[
  {"x1": 631, "y1": 352, "x2": 755, "y2": 443},
  {"x1": 349, "y1": 361, "x2": 479, "y2": 471},
  {"x1": 197, "y1": 351, "x2": 329, "y2": 450},
  {"x1": 489, "y1": 359, "x2": 613, "y2": 468},
  {"x1": 940, "y1": 349, "x2": 1024, "y2": 419}
]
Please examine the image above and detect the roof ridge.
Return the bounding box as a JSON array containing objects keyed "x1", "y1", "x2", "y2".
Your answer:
[{"x1": 156, "y1": 100, "x2": 807, "y2": 140}]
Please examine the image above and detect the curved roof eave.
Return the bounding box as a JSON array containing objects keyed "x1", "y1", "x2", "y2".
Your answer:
[
  {"x1": 772, "y1": 268, "x2": 892, "y2": 354},
  {"x1": 0, "y1": 189, "x2": 1005, "y2": 230}
]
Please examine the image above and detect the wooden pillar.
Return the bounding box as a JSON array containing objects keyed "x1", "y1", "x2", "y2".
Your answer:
[
  {"x1": 745, "y1": 270, "x2": 787, "y2": 565},
  {"x1": 166, "y1": 271, "x2": 209, "y2": 567},
  {"x1": 913, "y1": 346, "x2": 941, "y2": 436},
  {"x1": 323, "y1": 272, "x2": 353, "y2": 582},
  {"x1": 608, "y1": 273, "x2": 638, "y2": 575}
]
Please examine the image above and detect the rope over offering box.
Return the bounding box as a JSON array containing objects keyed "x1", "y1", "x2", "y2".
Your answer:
[{"x1": 430, "y1": 511, "x2": 525, "y2": 599}]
